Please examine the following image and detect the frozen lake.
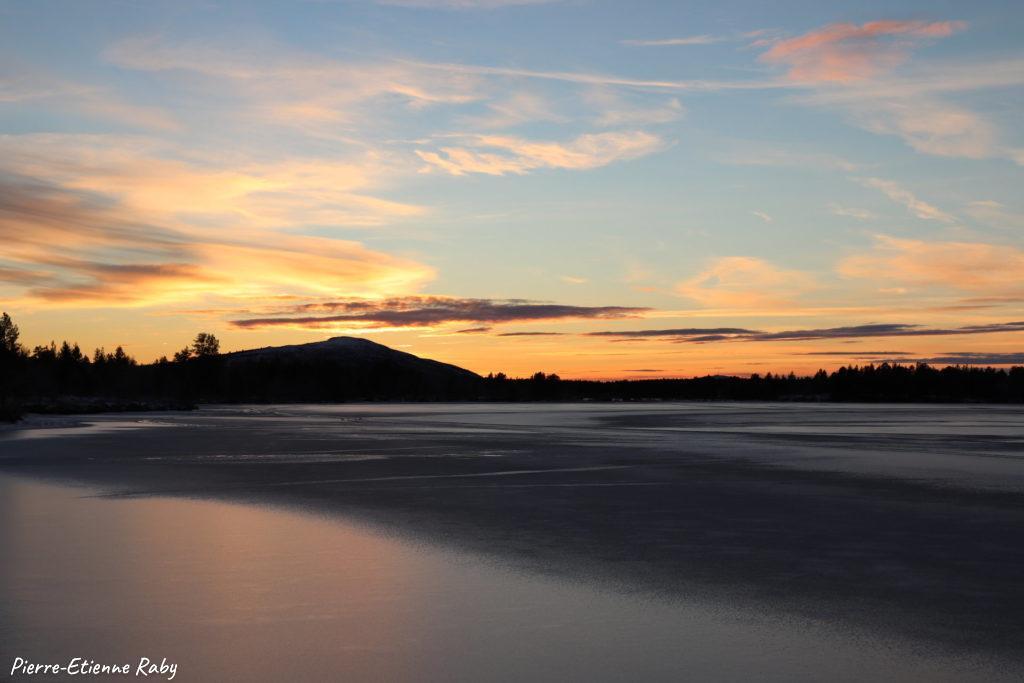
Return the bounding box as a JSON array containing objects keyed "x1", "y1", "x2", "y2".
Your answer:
[{"x1": 2, "y1": 403, "x2": 1023, "y2": 680}]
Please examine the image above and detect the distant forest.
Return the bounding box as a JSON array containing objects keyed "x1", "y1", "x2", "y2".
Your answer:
[{"x1": 1, "y1": 312, "x2": 1023, "y2": 420}]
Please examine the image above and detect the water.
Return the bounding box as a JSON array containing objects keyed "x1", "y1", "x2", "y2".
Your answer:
[{"x1": 1, "y1": 403, "x2": 1023, "y2": 681}]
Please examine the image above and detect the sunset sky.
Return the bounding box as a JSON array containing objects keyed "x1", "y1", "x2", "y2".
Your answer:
[{"x1": 2, "y1": 0, "x2": 1023, "y2": 378}]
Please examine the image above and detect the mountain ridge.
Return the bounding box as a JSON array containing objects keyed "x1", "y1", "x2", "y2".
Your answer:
[{"x1": 224, "y1": 335, "x2": 481, "y2": 380}]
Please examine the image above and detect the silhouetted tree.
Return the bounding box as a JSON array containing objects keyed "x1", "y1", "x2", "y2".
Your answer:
[
  {"x1": 191, "y1": 333, "x2": 220, "y2": 358},
  {"x1": 112, "y1": 346, "x2": 135, "y2": 366},
  {"x1": 0, "y1": 312, "x2": 20, "y2": 354},
  {"x1": 0, "y1": 312, "x2": 25, "y2": 414}
]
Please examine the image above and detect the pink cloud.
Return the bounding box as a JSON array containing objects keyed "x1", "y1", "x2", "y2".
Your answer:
[{"x1": 760, "y1": 20, "x2": 967, "y2": 83}]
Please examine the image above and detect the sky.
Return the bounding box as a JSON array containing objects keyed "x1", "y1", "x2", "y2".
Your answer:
[{"x1": 1, "y1": 0, "x2": 1023, "y2": 378}]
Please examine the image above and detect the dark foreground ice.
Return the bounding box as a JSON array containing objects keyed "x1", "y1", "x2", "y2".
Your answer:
[{"x1": 1, "y1": 402, "x2": 1023, "y2": 681}]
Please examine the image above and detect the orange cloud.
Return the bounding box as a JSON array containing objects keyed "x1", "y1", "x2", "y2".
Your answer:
[
  {"x1": 0, "y1": 173, "x2": 433, "y2": 308},
  {"x1": 196, "y1": 237, "x2": 433, "y2": 301},
  {"x1": 676, "y1": 257, "x2": 815, "y2": 308},
  {"x1": 23, "y1": 262, "x2": 224, "y2": 305},
  {"x1": 838, "y1": 235, "x2": 1024, "y2": 294},
  {"x1": 3, "y1": 134, "x2": 426, "y2": 229},
  {"x1": 760, "y1": 20, "x2": 966, "y2": 83}
]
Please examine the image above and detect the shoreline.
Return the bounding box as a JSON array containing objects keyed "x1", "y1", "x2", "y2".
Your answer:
[{"x1": 3, "y1": 392, "x2": 1021, "y2": 425}]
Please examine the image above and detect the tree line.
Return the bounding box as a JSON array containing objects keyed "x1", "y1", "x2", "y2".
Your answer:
[
  {"x1": 2, "y1": 311, "x2": 1023, "y2": 420},
  {"x1": 0, "y1": 312, "x2": 224, "y2": 419},
  {"x1": 481, "y1": 367, "x2": 1024, "y2": 403}
]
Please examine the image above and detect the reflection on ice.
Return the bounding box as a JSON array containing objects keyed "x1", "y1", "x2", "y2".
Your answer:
[
  {"x1": 1, "y1": 475, "x2": 1018, "y2": 682},
  {"x1": 2, "y1": 402, "x2": 1024, "y2": 681}
]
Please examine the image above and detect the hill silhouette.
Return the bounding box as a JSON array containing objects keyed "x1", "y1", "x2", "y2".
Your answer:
[
  {"x1": 214, "y1": 336, "x2": 481, "y2": 402},
  {"x1": 228, "y1": 336, "x2": 478, "y2": 380}
]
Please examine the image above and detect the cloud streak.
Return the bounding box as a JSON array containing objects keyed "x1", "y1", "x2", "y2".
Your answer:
[
  {"x1": 856, "y1": 178, "x2": 955, "y2": 222},
  {"x1": 408, "y1": 58, "x2": 789, "y2": 92},
  {"x1": 622, "y1": 35, "x2": 725, "y2": 47},
  {"x1": 587, "y1": 328, "x2": 757, "y2": 343},
  {"x1": 417, "y1": 131, "x2": 665, "y2": 175},
  {"x1": 589, "y1": 322, "x2": 1024, "y2": 343},
  {"x1": 231, "y1": 297, "x2": 649, "y2": 329},
  {"x1": 885, "y1": 352, "x2": 1024, "y2": 366}
]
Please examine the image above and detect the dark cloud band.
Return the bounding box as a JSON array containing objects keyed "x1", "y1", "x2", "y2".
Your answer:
[
  {"x1": 232, "y1": 297, "x2": 649, "y2": 329},
  {"x1": 588, "y1": 322, "x2": 1024, "y2": 343}
]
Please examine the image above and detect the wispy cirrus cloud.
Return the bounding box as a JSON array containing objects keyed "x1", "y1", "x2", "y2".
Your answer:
[
  {"x1": 855, "y1": 177, "x2": 955, "y2": 222},
  {"x1": 622, "y1": 28, "x2": 774, "y2": 48},
  {"x1": 100, "y1": 34, "x2": 768, "y2": 146},
  {"x1": 408, "y1": 58, "x2": 787, "y2": 92},
  {"x1": 586, "y1": 89, "x2": 685, "y2": 128},
  {"x1": 847, "y1": 98, "x2": 998, "y2": 160},
  {"x1": 460, "y1": 91, "x2": 565, "y2": 128},
  {"x1": 416, "y1": 130, "x2": 665, "y2": 176},
  {"x1": 560, "y1": 275, "x2": 588, "y2": 285},
  {"x1": 828, "y1": 203, "x2": 875, "y2": 221},
  {"x1": 100, "y1": 37, "x2": 685, "y2": 181},
  {"x1": 230, "y1": 296, "x2": 648, "y2": 330},
  {"x1": 756, "y1": 20, "x2": 1024, "y2": 165},
  {"x1": 717, "y1": 144, "x2": 858, "y2": 172},
  {"x1": 621, "y1": 35, "x2": 725, "y2": 47},
  {"x1": 788, "y1": 64, "x2": 1024, "y2": 162},
  {"x1": 0, "y1": 63, "x2": 180, "y2": 132},
  {"x1": 103, "y1": 36, "x2": 485, "y2": 133},
  {"x1": 965, "y1": 200, "x2": 1024, "y2": 230}
]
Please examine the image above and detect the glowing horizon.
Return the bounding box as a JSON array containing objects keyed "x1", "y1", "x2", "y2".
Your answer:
[{"x1": 2, "y1": 1, "x2": 1023, "y2": 379}]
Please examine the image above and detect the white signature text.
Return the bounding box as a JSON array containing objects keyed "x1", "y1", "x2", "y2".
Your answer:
[{"x1": 10, "y1": 657, "x2": 177, "y2": 680}]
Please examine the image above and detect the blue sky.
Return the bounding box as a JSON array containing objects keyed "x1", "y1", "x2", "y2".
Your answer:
[{"x1": 1, "y1": 0, "x2": 1023, "y2": 376}]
